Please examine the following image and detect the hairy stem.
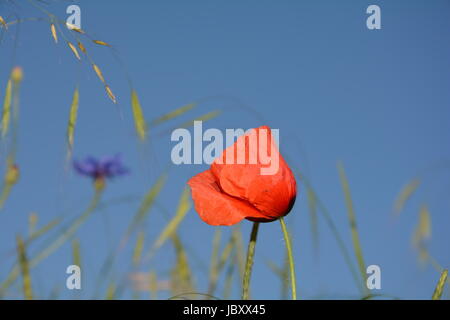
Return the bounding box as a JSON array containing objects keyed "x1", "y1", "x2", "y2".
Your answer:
[{"x1": 242, "y1": 222, "x2": 260, "y2": 300}]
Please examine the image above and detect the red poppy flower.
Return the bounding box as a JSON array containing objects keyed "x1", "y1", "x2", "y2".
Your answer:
[{"x1": 188, "y1": 126, "x2": 297, "y2": 226}]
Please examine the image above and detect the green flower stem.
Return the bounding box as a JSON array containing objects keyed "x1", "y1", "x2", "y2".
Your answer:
[
  {"x1": 242, "y1": 222, "x2": 260, "y2": 300},
  {"x1": 280, "y1": 217, "x2": 297, "y2": 300}
]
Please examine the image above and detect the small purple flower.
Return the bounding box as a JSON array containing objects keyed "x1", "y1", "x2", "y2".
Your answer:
[{"x1": 74, "y1": 154, "x2": 129, "y2": 181}]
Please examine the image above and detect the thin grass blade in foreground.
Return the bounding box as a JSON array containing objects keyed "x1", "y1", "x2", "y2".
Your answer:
[
  {"x1": 28, "y1": 213, "x2": 38, "y2": 236},
  {"x1": 296, "y1": 171, "x2": 364, "y2": 294},
  {"x1": 66, "y1": 86, "x2": 79, "y2": 160},
  {"x1": 337, "y1": 162, "x2": 368, "y2": 295},
  {"x1": 242, "y1": 222, "x2": 260, "y2": 300},
  {"x1": 2, "y1": 218, "x2": 61, "y2": 265},
  {"x1": 106, "y1": 282, "x2": 116, "y2": 300},
  {"x1": 166, "y1": 110, "x2": 222, "y2": 133},
  {"x1": 131, "y1": 90, "x2": 148, "y2": 141},
  {"x1": 208, "y1": 232, "x2": 234, "y2": 295},
  {"x1": 122, "y1": 173, "x2": 167, "y2": 247},
  {"x1": 265, "y1": 253, "x2": 289, "y2": 299},
  {"x1": 412, "y1": 205, "x2": 431, "y2": 246},
  {"x1": 147, "y1": 186, "x2": 191, "y2": 259},
  {"x1": 149, "y1": 271, "x2": 158, "y2": 299},
  {"x1": 16, "y1": 236, "x2": 33, "y2": 300},
  {"x1": 0, "y1": 161, "x2": 19, "y2": 210},
  {"x1": 96, "y1": 175, "x2": 168, "y2": 297},
  {"x1": 306, "y1": 186, "x2": 319, "y2": 255},
  {"x1": 231, "y1": 226, "x2": 246, "y2": 284},
  {"x1": 412, "y1": 205, "x2": 432, "y2": 264},
  {"x1": 26, "y1": 218, "x2": 61, "y2": 245},
  {"x1": 207, "y1": 228, "x2": 222, "y2": 294},
  {"x1": 432, "y1": 269, "x2": 448, "y2": 300},
  {"x1": 31, "y1": 190, "x2": 102, "y2": 266},
  {"x1": 72, "y1": 239, "x2": 81, "y2": 267},
  {"x1": 393, "y1": 179, "x2": 421, "y2": 216},
  {"x1": 279, "y1": 217, "x2": 297, "y2": 300},
  {"x1": 222, "y1": 259, "x2": 235, "y2": 299},
  {"x1": 132, "y1": 231, "x2": 145, "y2": 267},
  {"x1": 0, "y1": 68, "x2": 23, "y2": 210},
  {"x1": 0, "y1": 190, "x2": 102, "y2": 296},
  {"x1": 1, "y1": 79, "x2": 12, "y2": 139},
  {"x1": 170, "y1": 235, "x2": 195, "y2": 295},
  {"x1": 150, "y1": 102, "x2": 197, "y2": 127}
]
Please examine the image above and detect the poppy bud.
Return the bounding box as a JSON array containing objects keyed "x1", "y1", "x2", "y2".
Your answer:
[{"x1": 188, "y1": 126, "x2": 297, "y2": 226}]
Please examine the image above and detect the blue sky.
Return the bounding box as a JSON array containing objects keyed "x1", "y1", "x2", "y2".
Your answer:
[{"x1": 0, "y1": 0, "x2": 449, "y2": 299}]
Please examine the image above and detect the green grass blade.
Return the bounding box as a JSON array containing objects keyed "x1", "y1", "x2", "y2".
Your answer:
[
  {"x1": 296, "y1": 171, "x2": 364, "y2": 295},
  {"x1": 28, "y1": 213, "x2": 38, "y2": 237},
  {"x1": 106, "y1": 282, "x2": 116, "y2": 300},
  {"x1": 1, "y1": 79, "x2": 12, "y2": 139},
  {"x1": 72, "y1": 239, "x2": 81, "y2": 267},
  {"x1": 124, "y1": 174, "x2": 167, "y2": 242},
  {"x1": 149, "y1": 271, "x2": 158, "y2": 300},
  {"x1": 412, "y1": 205, "x2": 432, "y2": 264},
  {"x1": 66, "y1": 86, "x2": 79, "y2": 158},
  {"x1": 131, "y1": 90, "x2": 148, "y2": 141},
  {"x1": 222, "y1": 260, "x2": 235, "y2": 300},
  {"x1": 208, "y1": 233, "x2": 234, "y2": 295},
  {"x1": 16, "y1": 236, "x2": 33, "y2": 300},
  {"x1": 27, "y1": 218, "x2": 61, "y2": 244},
  {"x1": 147, "y1": 186, "x2": 191, "y2": 258},
  {"x1": 150, "y1": 102, "x2": 197, "y2": 127},
  {"x1": 306, "y1": 186, "x2": 319, "y2": 255},
  {"x1": 172, "y1": 110, "x2": 221, "y2": 130},
  {"x1": 432, "y1": 269, "x2": 448, "y2": 300},
  {"x1": 231, "y1": 226, "x2": 245, "y2": 283},
  {"x1": 207, "y1": 228, "x2": 222, "y2": 294},
  {"x1": 0, "y1": 218, "x2": 61, "y2": 297},
  {"x1": 170, "y1": 234, "x2": 195, "y2": 295},
  {"x1": 337, "y1": 162, "x2": 367, "y2": 294},
  {"x1": 30, "y1": 190, "x2": 101, "y2": 268},
  {"x1": 132, "y1": 231, "x2": 145, "y2": 267},
  {"x1": 393, "y1": 179, "x2": 420, "y2": 216},
  {"x1": 160, "y1": 110, "x2": 222, "y2": 136},
  {"x1": 412, "y1": 205, "x2": 432, "y2": 247}
]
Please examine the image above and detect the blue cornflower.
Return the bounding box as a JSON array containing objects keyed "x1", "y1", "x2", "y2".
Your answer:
[{"x1": 74, "y1": 154, "x2": 128, "y2": 189}]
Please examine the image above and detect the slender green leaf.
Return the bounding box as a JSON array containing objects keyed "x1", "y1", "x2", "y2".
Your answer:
[
  {"x1": 150, "y1": 103, "x2": 197, "y2": 127},
  {"x1": 338, "y1": 162, "x2": 367, "y2": 294},
  {"x1": 66, "y1": 87, "x2": 79, "y2": 156},
  {"x1": 432, "y1": 269, "x2": 448, "y2": 300},
  {"x1": 1, "y1": 79, "x2": 12, "y2": 139},
  {"x1": 131, "y1": 90, "x2": 147, "y2": 141},
  {"x1": 132, "y1": 231, "x2": 145, "y2": 267},
  {"x1": 17, "y1": 236, "x2": 33, "y2": 300},
  {"x1": 393, "y1": 179, "x2": 420, "y2": 215},
  {"x1": 147, "y1": 187, "x2": 191, "y2": 259}
]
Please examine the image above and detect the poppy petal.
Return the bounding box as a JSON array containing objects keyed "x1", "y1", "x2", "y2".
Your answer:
[
  {"x1": 211, "y1": 126, "x2": 296, "y2": 220},
  {"x1": 187, "y1": 169, "x2": 268, "y2": 226}
]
